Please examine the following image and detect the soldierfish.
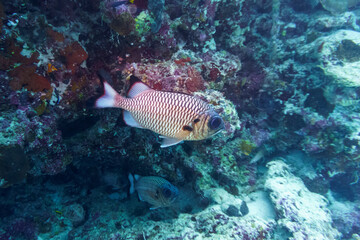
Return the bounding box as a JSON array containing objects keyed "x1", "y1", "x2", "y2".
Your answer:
[
  {"x1": 95, "y1": 70, "x2": 224, "y2": 147},
  {"x1": 128, "y1": 174, "x2": 179, "y2": 209}
]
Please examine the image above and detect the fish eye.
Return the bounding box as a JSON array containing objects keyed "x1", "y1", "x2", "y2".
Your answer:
[
  {"x1": 209, "y1": 116, "x2": 223, "y2": 130},
  {"x1": 162, "y1": 187, "x2": 172, "y2": 198}
]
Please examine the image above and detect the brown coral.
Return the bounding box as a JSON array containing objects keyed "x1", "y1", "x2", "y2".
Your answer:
[
  {"x1": 109, "y1": 12, "x2": 135, "y2": 36},
  {"x1": 0, "y1": 37, "x2": 53, "y2": 99},
  {"x1": 174, "y1": 57, "x2": 191, "y2": 66},
  {"x1": 60, "y1": 42, "x2": 88, "y2": 73},
  {"x1": 9, "y1": 65, "x2": 52, "y2": 92},
  {"x1": 0, "y1": 38, "x2": 39, "y2": 70},
  {"x1": 46, "y1": 27, "x2": 65, "y2": 42},
  {"x1": 185, "y1": 66, "x2": 206, "y2": 93}
]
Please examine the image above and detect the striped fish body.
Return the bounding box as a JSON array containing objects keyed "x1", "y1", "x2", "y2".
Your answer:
[
  {"x1": 128, "y1": 174, "x2": 179, "y2": 209},
  {"x1": 117, "y1": 91, "x2": 213, "y2": 140},
  {"x1": 96, "y1": 74, "x2": 224, "y2": 147}
]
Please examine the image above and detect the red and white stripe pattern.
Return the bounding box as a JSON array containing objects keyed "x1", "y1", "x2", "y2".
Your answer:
[
  {"x1": 116, "y1": 90, "x2": 211, "y2": 140},
  {"x1": 95, "y1": 77, "x2": 223, "y2": 146}
]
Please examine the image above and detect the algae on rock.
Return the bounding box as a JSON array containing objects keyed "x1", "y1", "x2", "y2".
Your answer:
[
  {"x1": 320, "y1": 0, "x2": 360, "y2": 14},
  {"x1": 265, "y1": 160, "x2": 341, "y2": 240},
  {"x1": 303, "y1": 30, "x2": 360, "y2": 87}
]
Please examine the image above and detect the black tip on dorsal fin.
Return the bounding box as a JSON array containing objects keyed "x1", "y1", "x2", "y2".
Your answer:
[
  {"x1": 126, "y1": 75, "x2": 152, "y2": 98},
  {"x1": 129, "y1": 75, "x2": 143, "y2": 86},
  {"x1": 88, "y1": 69, "x2": 113, "y2": 109},
  {"x1": 97, "y1": 69, "x2": 113, "y2": 84}
]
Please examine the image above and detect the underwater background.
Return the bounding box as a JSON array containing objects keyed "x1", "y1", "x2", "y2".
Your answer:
[{"x1": 0, "y1": 0, "x2": 360, "y2": 239}]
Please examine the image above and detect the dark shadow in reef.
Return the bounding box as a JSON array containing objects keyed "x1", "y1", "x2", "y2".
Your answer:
[
  {"x1": 59, "y1": 115, "x2": 100, "y2": 139},
  {"x1": 304, "y1": 88, "x2": 335, "y2": 118},
  {"x1": 329, "y1": 171, "x2": 357, "y2": 202}
]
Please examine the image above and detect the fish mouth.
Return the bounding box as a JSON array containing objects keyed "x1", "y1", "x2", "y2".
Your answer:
[{"x1": 213, "y1": 127, "x2": 225, "y2": 135}]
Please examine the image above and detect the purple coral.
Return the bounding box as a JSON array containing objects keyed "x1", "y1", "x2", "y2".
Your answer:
[
  {"x1": 250, "y1": 127, "x2": 271, "y2": 147},
  {"x1": 205, "y1": 0, "x2": 218, "y2": 22},
  {"x1": 1, "y1": 218, "x2": 38, "y2": 240}
]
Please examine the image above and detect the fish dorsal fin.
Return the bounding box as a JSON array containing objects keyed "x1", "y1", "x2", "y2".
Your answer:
[
  {"x1": 127, "y1": 75, "x2": 152, "y2": 98},
  {"x1": 160, "y1": 136, "x2": 183, "y2": 148},
  {"x1": 123, "y1": 110, "x2": 144, "y2": 128}
]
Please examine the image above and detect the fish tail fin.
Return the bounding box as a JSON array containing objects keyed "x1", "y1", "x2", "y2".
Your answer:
[
  {"x1": 128, "y1": 173, "x2": 135, "y2": 194},
  {"x1": 95, "y1": 70, "x2": 122, "y2": 108}
]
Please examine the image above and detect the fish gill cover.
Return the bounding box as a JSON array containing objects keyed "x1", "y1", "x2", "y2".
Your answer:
[{"x1": 0, "y1": 0, "x2": 359, "y2": 239}]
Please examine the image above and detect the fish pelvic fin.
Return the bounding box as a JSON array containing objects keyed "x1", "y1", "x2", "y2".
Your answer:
[
  {"x1": 123, "y1": 110, "x2": 144, "y2": 128},
  {"x1": 128, "y1": 173, "x2": 135, "y2": 194},
  {"x1": 160, "y1": 136, "x2": 183, "y2": 148},
  {"x1": 95, "y1": 81, "x2": 120, "y2": 108}
]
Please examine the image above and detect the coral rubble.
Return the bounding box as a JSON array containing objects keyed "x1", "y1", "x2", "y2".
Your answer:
[{"x1": 265, "y1": 160, "x2": 341, "y2": 240}]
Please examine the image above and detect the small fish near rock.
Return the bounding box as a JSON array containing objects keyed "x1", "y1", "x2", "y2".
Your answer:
[
  {"x1": 95, "y1": 70, "x2": 225, "y2": 147},
  {"x1": 128, "y1": 174, "x2": 179, "y2": 210}
]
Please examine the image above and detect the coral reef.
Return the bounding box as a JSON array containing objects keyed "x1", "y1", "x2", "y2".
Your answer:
[
  {"x1": 299, "y1": 30, "x2": 360, "y2": 87},
  {"x1": 265, "y1": 160, "x2": 341, "y2": 240},
  {"x1": 148, "y1": 0, "x2": 165, "y2": 33},
  {"x1": 0, "y1": 0, "x2": 360, "y2": 239},
  {"x1": 320, "y1": 0, "x2": 360, "y2": 13}
]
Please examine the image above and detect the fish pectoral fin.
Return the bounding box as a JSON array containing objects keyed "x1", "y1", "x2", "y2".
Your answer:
[
  {"x1": 150, "y1": 206, "x2": 160, "y2": 210},
  {"x1": 123, "y1": 110, "x2": 144, "y2": 128},
  {"x1": 137, "y1": 192, "x2": 144, "y2": 202},
  {"x1": 160, "y1": 137, "x2": 183, "y2": 148}
]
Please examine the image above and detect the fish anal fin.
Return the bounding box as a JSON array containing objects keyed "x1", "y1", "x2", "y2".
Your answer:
[
  {"x1": 160, "y1": 137, "x2": 183, "y2": 148},
  {"x1": 123, "y1": 111, "x2": 144, "y2": 128}
]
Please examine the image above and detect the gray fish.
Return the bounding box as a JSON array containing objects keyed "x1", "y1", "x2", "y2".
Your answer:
[{"x1": 128, "y1": 174, "x2": 179, "y2": 209}]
